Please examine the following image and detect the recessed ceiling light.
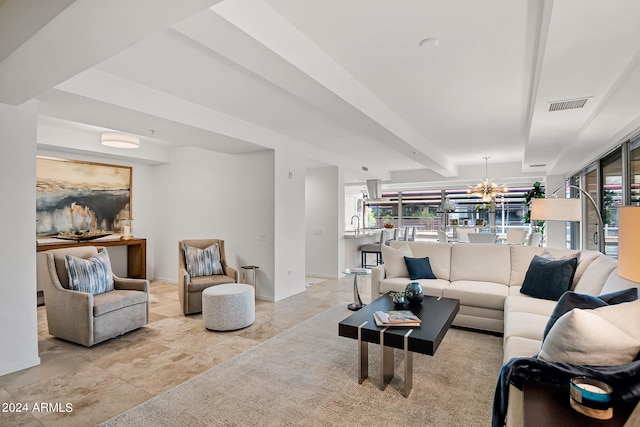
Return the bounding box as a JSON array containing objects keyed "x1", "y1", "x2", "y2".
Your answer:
[{"x1": 418, "y1": 38, "x2": 439, "y2": 49}]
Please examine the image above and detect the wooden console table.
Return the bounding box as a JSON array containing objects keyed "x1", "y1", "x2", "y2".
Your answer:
[{"x1": 36, "y1": 237, "x2": 147, "y2": 279}]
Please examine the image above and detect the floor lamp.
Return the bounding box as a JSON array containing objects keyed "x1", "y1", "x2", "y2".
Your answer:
[
  {"x1": 618, "y1": 206, "x2": 640, "y2": 283},
  {"x1": 530, "y1": 185, "x2": 605, "y2": 254}
]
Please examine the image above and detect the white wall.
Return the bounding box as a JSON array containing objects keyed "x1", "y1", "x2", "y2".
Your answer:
[
  {"x1": 305, "y1": 166, "x2": 344, "y2": 278},
  {"x1": 153, "y1": 147, "x2": 276, "y2": 300},
  {"x1": 273, "y1": 150, "x2": 306, "y2": 300},
  {"x1": 0, "y1": 102, "x2": 40, "y2": 375}
]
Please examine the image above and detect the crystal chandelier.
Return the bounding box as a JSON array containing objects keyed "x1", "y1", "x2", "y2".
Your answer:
[{"x1": 468, "y1": 156, "x2": 507, "y2": 203}]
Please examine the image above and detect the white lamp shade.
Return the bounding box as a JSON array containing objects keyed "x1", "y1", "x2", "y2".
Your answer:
[
  {"x1": 531, "y1": 198, "x2": 581, "y2": 222},
  {"x1": 101, "y1": 132, "x2": 140, "y2": 149},
  {"x1": 618, "y1": 206, "x2": 640, "y2": 283}
]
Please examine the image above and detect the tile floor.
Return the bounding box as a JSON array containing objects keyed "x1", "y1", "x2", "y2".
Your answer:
[{"x1": 0, "y1": 276, "x2": 368, "y2": 426}]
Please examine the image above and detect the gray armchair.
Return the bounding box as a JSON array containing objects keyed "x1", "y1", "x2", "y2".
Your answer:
[
  {"x1": 39, "y1": 246, "x2": 149, "y2": 347},
  {"x1": 179, "y1": 239, "x2": 238, "y2": 315}
]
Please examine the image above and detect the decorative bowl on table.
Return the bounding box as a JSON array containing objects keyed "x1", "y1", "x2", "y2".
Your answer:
[
  {"x1": 389, "y1": 292, "x2": 407, "y2": 307},
  {"x1": 54, "y1": 230, "x2": 112, "y2": 241}
]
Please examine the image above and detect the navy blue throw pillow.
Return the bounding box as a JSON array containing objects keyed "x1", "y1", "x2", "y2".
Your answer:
[
  {"x1": 520, "y1": 255, "x2": 578, "y2": 301},
  {"x1": 542, "y1": 287, "x2": 639, "y2": 339},
  {"x1": 404, "y1": 256, "x2": 437, "y2": 280}
]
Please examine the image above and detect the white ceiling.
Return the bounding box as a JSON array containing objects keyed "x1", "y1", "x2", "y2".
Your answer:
[{"x1": 2, "y1": 0, "x2": 640, "y2": 188}]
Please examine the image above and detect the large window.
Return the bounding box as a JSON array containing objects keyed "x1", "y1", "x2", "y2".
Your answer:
[
  {"x1": 631, "y1": 136, "x2": 640, "y2": 206},
  {"x1": 601, "y1": 149, "x2": 622, "y2": 256},
  {"x1": 582, "y1": 168, "x2": 599, "y2": 252},
  {"x1": 364, "y1": 186, "x2": 533, "y2": 239},
  {"x1": 568, "y1": 135, "x2": 640, "y2": 257}
]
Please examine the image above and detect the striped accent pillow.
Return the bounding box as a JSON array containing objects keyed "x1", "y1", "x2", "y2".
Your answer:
[
  {"x1": 64, "y1": 249, "x2": 115, "y2": 295},
  {"x1": 184, "y1": 243, "x2": 224, "y2": 277}
]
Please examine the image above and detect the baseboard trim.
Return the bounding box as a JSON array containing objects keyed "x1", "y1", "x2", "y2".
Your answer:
[{"x1": 0, "y1": 356, "x2": 41, "y2": 376}]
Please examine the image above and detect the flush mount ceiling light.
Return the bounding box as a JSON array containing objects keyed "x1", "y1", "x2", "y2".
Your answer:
[
  {"x1": 418, "y1": 37, "x2": 439, "y2": 49},
  {"x1": 100, "y1": 132, "x2": 140, "y2": 149},
  {"x1": 467, "y1": 156, "x2": 507, "y2": 203}
]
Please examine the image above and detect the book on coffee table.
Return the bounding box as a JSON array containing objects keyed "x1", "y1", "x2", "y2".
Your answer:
[{"x1": 373, "y1": 310, "x2": 421, "y2": 327}]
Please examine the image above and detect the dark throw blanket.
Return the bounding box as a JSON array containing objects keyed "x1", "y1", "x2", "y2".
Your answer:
[{"x1": 492, "y1": 357, "x2": 640, "y2": 427}]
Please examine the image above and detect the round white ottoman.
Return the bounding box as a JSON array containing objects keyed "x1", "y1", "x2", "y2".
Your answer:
[{"x1": 202, "y1": 284, "x2": 255, "y2": 331}]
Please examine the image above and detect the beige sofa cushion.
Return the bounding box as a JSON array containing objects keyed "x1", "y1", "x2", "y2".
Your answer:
[
  {"x1": 403, "y1": 242, "x2": 452, "y2": 280},
  {"x1": 504, "y1": 295, "x2": 556, "y2": 317},
  {"x1": 600, "y1": 268, "x2": 639, "y2": 295},
  {"x1": 381, "y1": 243, "x2": 412, "y2": 278},
  {"x1": 503, "y1": 336, "x2": 542, "y2": 363},
  {"x1": 93, "y1": 289, "x2": 148, "y2": 317},
  {"x1": 503, "y1": 312, "x2": 549, "y2": 342},
  {"x1": 508, "y1": 246, "x2": 551, "y2": 286},
  {"x1": 444, "y1": 280, "x2": 508, "y2": 310},
  {"x1": 546, "y1": 248, "x2": 601, "y2": 288},
  {"x1": 450, "y1": 243, "x2": 511, "y2": 284},
  {"x1": 573, "y1": 255, "x2": 618, "y2": 295}
]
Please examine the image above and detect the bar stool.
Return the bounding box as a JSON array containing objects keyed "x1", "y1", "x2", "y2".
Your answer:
[{"x1": 360, "y1": 230, "x2": 386, "y2": 267}]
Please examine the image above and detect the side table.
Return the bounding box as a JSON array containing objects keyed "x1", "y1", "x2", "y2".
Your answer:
[
  {"x1": 342, "y1": 268, "x2": 371, "y2": 311},
  {"x1": 240, "y1": 265, "x2": 259, "y2": 294},
  {"x1": 523, "y1": 381, "x2": 634, "y2": 427}
]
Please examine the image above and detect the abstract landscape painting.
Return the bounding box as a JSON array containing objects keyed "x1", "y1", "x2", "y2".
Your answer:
[{"x1": 36, "y1": 157, "x2": 132, "y2": 235}]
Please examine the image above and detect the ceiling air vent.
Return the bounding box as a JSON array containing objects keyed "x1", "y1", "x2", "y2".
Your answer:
[{"x1": 548, "y1": 97, "x2": 590, "y2": 112}]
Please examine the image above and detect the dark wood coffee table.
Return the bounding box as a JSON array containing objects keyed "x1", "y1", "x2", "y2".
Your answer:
[{"x1": 338, "y1": 293, "x2": 459, "y2": 396}]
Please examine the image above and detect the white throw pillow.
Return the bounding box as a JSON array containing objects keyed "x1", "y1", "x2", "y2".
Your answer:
[
  {"x1": 381, "y1": 243, "x2": 413, "y2": 278},
  {"x1": 539, "y1": 300, "x2": 640, "y2": 366}
]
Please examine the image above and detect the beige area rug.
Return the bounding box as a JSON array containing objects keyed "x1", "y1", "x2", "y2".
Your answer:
[{"x1": 99, "y1": 304, "x2": 503, "y2": 426}]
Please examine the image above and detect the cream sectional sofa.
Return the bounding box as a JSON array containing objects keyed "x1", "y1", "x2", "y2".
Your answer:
[{"x1": 371, "y1": 240, "x2": 639, "y2": 426}]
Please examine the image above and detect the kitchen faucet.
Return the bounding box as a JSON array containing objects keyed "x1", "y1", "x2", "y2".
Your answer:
[{"x1": 350, "y1": 215, "x2": 360, "y2": 233}]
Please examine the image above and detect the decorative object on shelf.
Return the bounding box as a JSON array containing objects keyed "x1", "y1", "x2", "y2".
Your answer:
[
  {"x1": 468, "y1": 156, "x2": 507, "y2": 203},
  {"x1": 119, "y1": 216, "x2": 134, "y2": 240},
  {"x1": 389, "y1": 291, "x2": 406, "y2": 307},
  {"x1": 569, "y1": 377, "x2": 613, "y2": 420},
  {"x1": 404, "y1": 282, "x2": 424, "y2": 305},
  {"x1": 382, "y1": 214, "x2": 394, "y2": 228},
  {"x1": 475, "y1": 219, "x2": 485, "y2": 226},
  {"x1": 449, "y1": 218, "x2": 459, "y2": 226},
  {"x1": 475, "y1": 203, "x2": 491, "y2": 211},
  {"x1": 54, "y1": 230, "x2": 112, "y2": 241}
]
